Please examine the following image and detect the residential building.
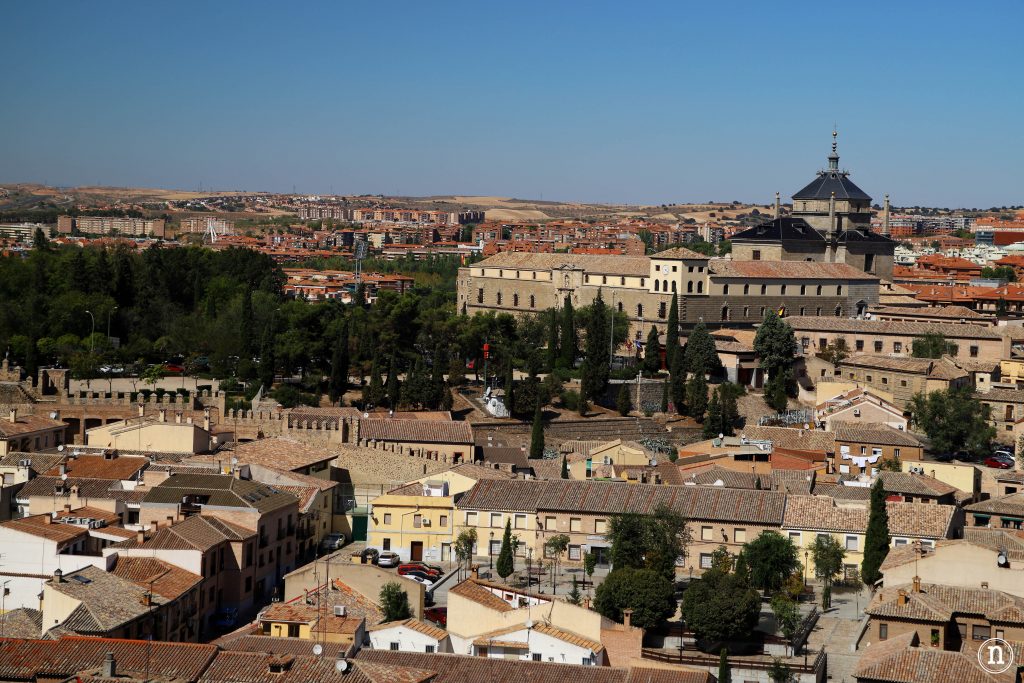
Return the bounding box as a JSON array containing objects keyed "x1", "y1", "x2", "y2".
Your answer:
[
  {"x1": 57, "y1": 215, "x2": 166, "y2": 237},
  {"x1": 200, "y1": 650, "x2": 428, "y2": 683},
  {"x1": 865, "y1": 579, "x2": 1024, "y2": 650},
  {"x1": 977, "y1": 387, "x2": 1024, "y2": 441},
  {"x1": 367, "y1": 618, "x2": 452, "y2": 654},
  {"x1": 831, "y1": 423, "x2": 924, "y2": 476},
  {"x1": 833, "y1": 354, "x2": 969, "y2": 408},
  {"x1": 965, "y1": 492, "x2": 1024, "y2": 530},
  {"x1": 567, "y1": 440, "x2": 654, "y2": 480},
  {"x1": 86, "y1": 409, "x2": 214, "y2": 453},
  {"x1": 816, "y1": 388, "x2": 908, "y2": 432},
  {"x1": 356, "y1": 420, "x2": 474, "y2": 461},
  {"x1": 876, "y1": 471, "x2": 961, "y2": 505},
  {"x1": 854, "y1": 631, "x2": 1017, "y2": 683},
  {"x1": 0, "y1": 408, "x2": 67, "y2": 455},
  {"x1": 256, "y1": 601, "x2": 365, "y2": 650}
]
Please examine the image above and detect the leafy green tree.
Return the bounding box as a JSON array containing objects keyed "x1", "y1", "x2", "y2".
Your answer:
[
  {"x1": 258, "y1": 331, "x2": 276, "y2": 392},
  {"x1": 811, "y1": 535, "x2": 846, "y2": 608},
  {"x1": 617, "y1": 384, "x2": 632, "y2": 416},
  {"x1": 719, "y1": 382, "x2": 740, "y2": 436},
  {"x1": 583, "y1": 551, "x2": 597, "y2": 590},
  {"x1": 754, "y1": 310, "x2": 796, "y2": 379},
  {"x1": 544, "y1": 534, "x2": 570, "y2": 594},
  {"x1": 379, "y1": 582, "x2": 413, "y2": 622},
  {"x1": 665, "y1": 293, "x2": 679, "y2": 369},
  {"x1": 820, "y1": 337, "x2": 850, "y2": 366},
  {"x1": 560, "y1": 454, "x2": 569, "y2": 479},
  {"x1": 681, "y1": 566, "x2": 761, "y2": 647},
  {"x1": 496, "y1": 519, "x2": 515, "y2": 581},
  {"x1": 686, "y1": 372, "x2": 708, "y2": 421},
  {"x1": 643, "y1": 325, "x2": 661, "y2": 375},
  {"x1": 770, "y1": 592, "x2": 800, "y2": 645},
  {"x1": 545, "y1": 309, "x2": 560, "y2": 371},
  {"x1": 455, "y1": 528, "x2": 478, "y2": 580},
  {"x1": 908, "y1": 385, "x2": 995, "y2": 456},
  {"x1": 768, "y1": 657, "x2": 793, "y2": 683},
  {"x1": 607, "y1": 507, "x2": 690, "y2": 581},
  {"x1": 704, "y1": 388, "x2": 723, "y2": 438},
  {"x1": 862, "y1": 478, "x2": 890, "y2": 586},
  {"x1": 683, "y1": 321, "x2": 722, "y2": 377},
  {"x1": 328, "y1": 324, "x2": 349, "y2": 405},
  {"x1": 529, "y1": 404, "x2": 545, "y2": 459},
  {"x1": 764, "y1": 371, "x2": 789, "y2": 412},
  {"x1": 718, "y1": 648, "x2": 731, "y2": 683},
  {"x1": 911, "y1": 332, "x2": 958, "y2": 358},
  {"x1": 743, "y1": 531, "x2": 800, "y2": 592},
  {"x1": 363, "y1": 355, "x2": 385, "y2": 407},
  {"x1": 559, "y1": 297, "x2": 576, "y2": 369},
  {"x1": 981, "y1": 265, "x2": 1017, "y2": 282},
  {"x1": 566, "y1": 576, "x2": 583, "y2": 606},
  {"x1": 594, "y1": 567, "x2": 676, "y2": 629}
]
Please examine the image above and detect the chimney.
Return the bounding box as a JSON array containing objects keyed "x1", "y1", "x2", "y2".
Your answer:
[
  {"x1": 774, "y1": 192, "x2": 781, "y2": 219},
  {"x1": 897, "y1": 589, "x2": 908, "y2": 606},
  {"x1": 203, "y1": 408, "x2": 211, "y2": 432},
  {"x1": 166, "y1": 515, "x2": 174, "y2": 526},
  {"x1": 882, "y1": 194, "x2": 891, "y2": 236},
  {"x1": 53, "y1": 568, "x2": 63, "y2": 582},
  {"x1": 63, "y1": 504, "x2": 72, "y2": 514},
  {"x1": 8, "y1": 408, "x2": 16, "y2": 423},
  {"x1": 982, "y1": 581, "x2": 990, "y2": 589},
  {"x1": 43, "y1": 514, "x2": 53, "y2": 525},
  {"x1": 141, "y1": 592, "x2": 153, "y2": 607},
  {"x1": 623, "y1": 608, "x2": 633, "y2": 629},
  {"x1": 912, "y1": 576, "x2": 921, "y2": 593},
  {"x1": 136, "y1": 529, "x2": 146, "y2": 544},
  {"x1": 101, "y1": 652, "x2": 116, "y2": 679},
  {"x1": 59, "y1": 463, "x2": 67, "y2": 476}
]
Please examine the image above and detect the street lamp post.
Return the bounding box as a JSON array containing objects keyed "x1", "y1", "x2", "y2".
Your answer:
[
  {"x1": 804, "y1": 550, "x2": 809, "y2": 591},
  {"x1": 489, "y1": 531, "x2": 494, "y2": 570},
  {"x1": 85, "y1": 310, "x2": 96, "y2": 353}
]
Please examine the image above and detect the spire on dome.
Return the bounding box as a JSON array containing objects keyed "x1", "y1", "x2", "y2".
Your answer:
[{"x1": 828, "y1": 128, "x2": 840, "y2": 172}]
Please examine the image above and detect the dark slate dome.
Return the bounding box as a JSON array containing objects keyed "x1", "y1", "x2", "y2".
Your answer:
[{"x1": 792, "y1": 131, "x2": 872, "y2": 202}]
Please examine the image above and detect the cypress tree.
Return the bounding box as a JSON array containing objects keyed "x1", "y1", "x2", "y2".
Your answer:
[
  {"x1": 683, "y1": 321, "x2": 722, "y2": 377},
  {"x1": 669, "y1": 348, "x2": 686, "y2": 414},
  {"x1": 660, "y1": 381, "x2": 669, "y2": 413},
  {"x1": 363, "y1": 354, "x2": 384, "y2": 407},
  {"x1": 496, "y1": 519, "x2": 515, "y2": 581},
  {"x1": 686, "y1": 372, "x2": 708, "y2": 421},
  {"x1": 665, "y1": 292, "x2": 679, "y2": 370},
  {"x1": 385, "y1": 354, "x2": 400, "y2": 409},
  {"x1": 577, "y1": 382, "x2": 589, "y2": 417},
  {"x1": 561, "y1": 454, "x2": 569, "y2": 479},
  {"x1": 718, "y1": 648, "x2": 731, "y2": 683},
  {"x1": 328, "y1": 323, "x2": 350, "y2": 405},
  {"x1": 643, "y1": 326, "x2": 661, "y2": 375},
  {"x1": 720, "y1": 384, "x2": 738, "y2": 437},
  {"x1": 862, "y1": 478, "x2": 890, "y2": 586},
  {"x1": 529, "y1": 404, "x2": 544, "y2": 459},
  {"x1": 617, "y1": 384, "x2": 632, "y2": 416},
  {"x1": 582, "y1": 289, "x2": 610, "y2": 397},
  {"x1": 704, "y1": 388, "x2": 723, "y2": 437},
  {"x1": 559, "y1": 297, "x2": 576, "y2": 369},
  {"x1": 546, "y1": 309, "x2": 560, "y2": 372}
]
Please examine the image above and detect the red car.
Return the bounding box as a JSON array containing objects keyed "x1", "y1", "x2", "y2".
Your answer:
[
  {"x1": 424, "y1": 607, "x2": 447, "y2": 627},
  {"x1": 984, "y1": 455, "x2": 1014, "y2": 469},
  {"x1": 397, "y1": 564, "x2": 442, "y2": 577}
]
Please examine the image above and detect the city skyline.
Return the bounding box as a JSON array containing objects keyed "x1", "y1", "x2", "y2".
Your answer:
[{"x1": 1, "y1": 1, "x2": 1022, "y2": 208}]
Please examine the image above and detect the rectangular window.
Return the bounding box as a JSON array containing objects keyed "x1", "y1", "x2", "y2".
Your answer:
[
  {"x1": 734, "y1": 528, "x2": 747, "y2": 543},
  {"x1": 514, "y1": 514, "x2": 526, "y2": 529},
  {"x1": 570, "y1": 518, "x2": 582, "y2": 533},
  {"x1": 894, "y1": 342, "x2": 903, "y2": 353},
  {"x1": 970, "y1": 345, "x2": 979, "y2": 358},
  {"x1": 894, "y1": 538, "x2": 908, "y2": 547},
  {"x1": 879, "y1": 623, "x2": 888, "y2": 641},
  {"x1": 973, "y1": 625, "x2": 991, "y2": 641},
  {"x1": 699, "y1": 553, "x2": 713, "y2": 569},
  {"x1": 465, "y1": 511, "x2": 477, "y2": 526},
  {"x1": 788, "y1": 531, "x2": 801, "y2": 546},
  {"x1": 383, "y1": 538, "x2": 391, "y2": 550},
  {"x1": 820, "y1": 338, "x2": 828, "y2": 349},
  {"x1": 440, "y1": 515, "x2": 448, "y2": 527},
  {"x1": 413, "y1": 514, "x2": 422, "y2": 528},
  {"x1": 595, "y1": 519, "x2": 607, "y2": 534},
  {"x1": 856, "y1": 340, "x2": 864, "y2": 351},
  {"x1": 752, "y1": 250, "x2": 761, "y2": 261},
  {"x1": 425, "y1": 645, "x2": 435, "y2": 653},
  {"x1": 845, "y1": 535, "x2": 859, "y2": 551},
  {"x1": 882, "y1": 377, "x2": 888, "y2": 385},
  {"x1": 390, "y1": 642, "x2": 400, "y2": 651},
  {"x1": 532, "y1": 653, "x2": 542, "y2": 662},
  {"x1": 568, "y1": 545, "x2": 582, "y2": 561},
  {"x1": 490, "y1": 513, "x2": 502, "y2": 528},
  {"x1": 894, "y1": 448, "x2": 901, "y2": 458},
  {"x1": 545, "y1": 515, "x2": 556, "y2": 530},
  {"x1": 701, "y1": 525, "x2": 713, "y2": 541}
]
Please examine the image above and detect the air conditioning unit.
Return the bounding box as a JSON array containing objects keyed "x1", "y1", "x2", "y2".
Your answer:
[
  {"x1": 17, "y1": 459, "x2": 30, "y2": 468},
  {"x1": 853, "y1": 409, "x2": 861, "y2": 417},
  {"x1": 422, "y1": 519, "x2": 431, "y2": 527},
  {"x1": 334, "y1": 605, "x2": 346, "y2": 617}
]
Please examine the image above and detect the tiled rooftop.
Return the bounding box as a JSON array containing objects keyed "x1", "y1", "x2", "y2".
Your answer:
[
  {"x1": 833, "y1": 423, "x2": 924, "y2": 448},
  {"x1": 358, "y1": 419, "x2": 473, "y2": 445},
  {"x1": 142, "y1": 473, "x2": 297, "y2": 513}
]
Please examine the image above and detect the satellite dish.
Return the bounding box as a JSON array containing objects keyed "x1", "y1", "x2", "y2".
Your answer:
[
  {"x1": 335, "y1": 659, "x2": 348, "y2": 673},
  {"x1": 312, "y1": 643, "x2": 323, "y2": 656},
  {"x1": 57, "y1": 445, "x2": 65, "y2": 452},
  {"x1": 61, "y1": 473, "x2": 68, "y2": 481},
  {"x1": 363, "y1": 412, "x2": 369, "y2": 419},
  {"x1": 50, "y1": 412, "x2": 59, "y2": 419},
  {"x1": 803, "y1": 424, "x2": 810, "y2": 430},
  {"x1": 998, "y1": 552, "x2": 1008, "y2": 567},
  {"x1": 525, "y1": 620, "x2": 534, "y2": 629}
]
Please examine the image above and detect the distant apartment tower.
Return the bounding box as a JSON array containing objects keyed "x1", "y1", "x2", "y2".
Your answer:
[
  {"x1": 57, "y1": 215, "x2": 166, "y2": 238},
  {"x1": 179, "y1": 216, "x2": 235, "y2": 235}
]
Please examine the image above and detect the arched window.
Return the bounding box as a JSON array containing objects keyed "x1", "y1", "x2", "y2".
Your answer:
[
  {"x1": 743, "y1": 306, "x2": 749, "y2": 318},
  {"x1": 835, "y1": 306, "x2": 843, "y2": 317},
  {"x1": 781, "y1": 285, "x2": 787, "y2": 295},
  {"x1": 671, "y1": 281, "x2": 677, "y2": 292},
  {"x1": 743, "y1": 284, "x2": 750, "y2": 295},
  {"x1": 529, "y1": 295, "x2": 536, "y2": 308},
  {"x1": 837, "y1": 285, "x2": 843, "y2": 295},
  {"x1": 663, "y1": 280, "x2": 668, "y2": 292},
  {"x1": 687, "y1": 281, "x2": 693, "y2": 293},
  {"x1": 513, "y1": 293, "x2": 519, "y2": 307},
  {"x1": 816, "y1": 285, "x2": 823, "y2": 296},
  {"x1": 721, "y1": 306, "x2": 730, "y2": 321},
  {"x1": 637, "y1": 304, "x2": 643, "y2": 318},
  {"x1": 723, "y1": 284, "x2": 729, "y2": 295},
  {"x1": 760, "y1": 284, "x2": 767, "y2": 295},
  {"x1": 816, "y1": 307, "x2": 822, "y2": 316},
  {"x1": 697, "y1": 282, "x2": 703, "y2": 293},
  {"x1": 655, "y1": 280, "x2": 660, "y2": 292},
  {"x1": 800, "y1": 307, "x2": 806, "y2": 315},
  {"x1": 496, "y1": 292, "x2": 502, "y2": 305},
  {"x1": 617, "y1": 301, "x2": 623, "y2": 313},
  {"x1": 800, "y1": 285, "x2": 806, "y2": 295}
]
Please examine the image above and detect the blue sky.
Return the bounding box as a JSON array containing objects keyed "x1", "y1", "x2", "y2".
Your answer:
[{"x1": 1, "y1": 1, "x2": 1020, "y2": 208}]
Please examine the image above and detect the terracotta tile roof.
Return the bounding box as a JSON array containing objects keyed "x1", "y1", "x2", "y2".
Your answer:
[
  {"x1": 0, "y1": 513, "x2": 89, "y2": 543},
  {"x1": 786, "y1": 316, "x2": 1005, "y2": 339},
  {"x1": 0, "y1": 452, "x2": 64, "y2": 472},
  {"x1": 783, "y1": 495, "x2": 868, "y2": 533},
  {"x1": 17, "y1": 476, "x2": 123, "y2": 501},
  {"x1": 358, "y1": 419, "x2": 473, "y2": 445},
  {"x1": 445, "y1": 461, "x2": 517, "y2": 480},
  {"x1": 812, "y1": 482, "x2": 872, "y2": 501},
  {"x1": 853, "y1": 631, "x2": 1014, "y2": 683},
  {"x1": 216, "y1": 634, "x2": 331, "y2": 656},
  {"x1": 110, "y1": 556, "x2": 202, "y2": 600},
  {"x1": 46, "y1": 565, "x2": 172, "y2": 634},
  {"x1": 54, "y1": 506, "x2": 122, "y2": 525},
  {"x1": 877, "y1": 471, "x2": 958, "y2": 497},
  {"x1": 224, "y1": 437, "x2": 335, "y2": 471},
  {"x1": 0, "y1": 636, "x2": 218, "y2": 681},
  {"x1": 448, "y1": 579, "x2": 515, "y2": 612},
  {"x1": 978, "y1": 388, "x2": 1024, "y2": 404},
  {"x1": 962, "y1": 527, "x2": 1024, "y2": 561},
  {"x1": 0, "y1": 412, "x2": 65, "y2": 437},
  {"x1": 43, "y1": 454, "x2": 148, "y2": 480},
  {"x1": 0, "y1": 608, "x2": 42, "y2": 639},
  {"x1": 872, "y1": 304, "x2": 990, "y2": 320},
  {"x1": 966, "y1": 492, "x2": 1024, "y2": 518},
  {"x1": 868, "y1": 582, "x2": 1024, "y2": 624},
  {"x1": 740, "y1": 426, "x2": 835, "y2": 453},
  {"x1": 456, "y1": 479, "x2": 547, "y2": 512},
  {"x1": 475, "y1": 251, "x2": 651, "y2": 276},
  {"x1": 886, "y1": 501, "x2": 957, "y2": 540},
  {"x1": 276, "y1": 485, "x2": 320, "y2": 513},
  {"x1": 368, "y1": 617, "x2": 448, "y2": 641},
  {"x1": 681, "y1": 465, "x2": 761, "y2": 489},
  {"x1": 199, "y1": 651, "x2": 434, "y2": 683},
  {"x1": 710, "y1": 260, "x2": 879, "y2": 280},
  {"x1": 834, "y1": 423, "x2": 924, "y2": 448},
  {"x1": 332, "y1": 445, "x2": 451, "y2": 487},
  {"x1": 116, "y1": 514, "x2": 254, "y2": 552},
  {"x1": 533, "y1": 622, "x2": 604, "y2": 653},
  {"x1": 260, "y1": 603, "x2": 318, "y2": 624},
  {"x1": 652, "y1": 246, "x2": 707, "y2": 260},
  {"x1": 142, "y1": 473, "x2": 297, "y2": 513}
]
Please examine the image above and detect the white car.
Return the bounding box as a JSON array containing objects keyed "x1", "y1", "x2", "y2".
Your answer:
[
  {"x1": 377, "y1": 551, "x2": 401, "y2": 568},
  {"x1": 402, "y1": 574, "x2": 435, "y2": 589}
]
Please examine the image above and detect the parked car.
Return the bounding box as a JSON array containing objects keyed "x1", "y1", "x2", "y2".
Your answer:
[
  {"x1": 424, "y1": 607, "x2": 447, "y2": 627},
  {"x1": 397, "y1": 564, "x2": 441, "y2": 578},
  {"x1": 992, "y1": 449, "x2": 1014, "y2": 460},
  {"x1": 377, "y1": 551, "x2": 401, "y2": 568},
  {"x1": 319, "y1": 533, "x2": 346, "y2": 553},
  {"x1": 398, "y1": 568, "x2": 439, "y2": 583},
  {"x1": 360, "y1": 548, "x2": 380, "y2": 564},
  {"x1": 405, "y1": 562, "x2": 444, "y2": 576},
  {"x1": 934, "y1": 450, "x2": 971, "y2": 462},
  {"x1": 984, "y1": 455, "x2": 1015, "y2": 469},
  {"x1": 402, "y1": 574, "x2": 435, "y2": 589}
]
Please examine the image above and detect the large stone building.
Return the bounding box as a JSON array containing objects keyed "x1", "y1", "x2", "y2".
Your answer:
[{"x1": 732, "y1": 131, "x2": 896, "y2": 280}]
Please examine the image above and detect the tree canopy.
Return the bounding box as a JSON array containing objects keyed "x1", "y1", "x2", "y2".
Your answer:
[
  {"x1": 909, "y1": 385, "x2": 995, "y2": 456},
  {"x1": 911, "y1": 332, "x2": 958, "y2": 359},
  {"x1": 742, "y1": 531, "x2": 801, "y2": 593},
  {"x1": 594, "y1": 567, "x2": 677, "y2": 630},
  {"x1": 862, "y1": 478, "x2": 890, "y2": 586}
]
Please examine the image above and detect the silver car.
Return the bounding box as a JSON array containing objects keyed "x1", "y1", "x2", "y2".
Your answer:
[{"x1": 377, "y1": 551, "x2": 401, "y2": 568}]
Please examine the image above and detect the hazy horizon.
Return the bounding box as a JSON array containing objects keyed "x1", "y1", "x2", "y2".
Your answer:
[{"x1": 2, "y1": 1, "x2": 1021, "y2": 208}]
